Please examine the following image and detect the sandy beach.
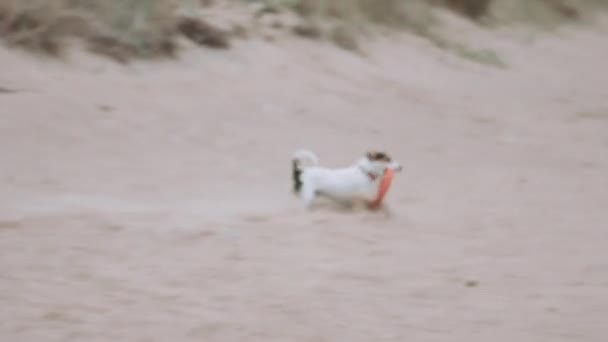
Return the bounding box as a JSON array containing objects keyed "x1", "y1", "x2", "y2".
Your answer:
[{"x1": 1, "y1": 12, "x2": 607, "y2": 341}]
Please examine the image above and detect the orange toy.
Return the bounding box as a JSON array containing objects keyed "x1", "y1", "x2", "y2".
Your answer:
[{"x1": 368, "y1": 168, "x2": 394, "y2": 209}]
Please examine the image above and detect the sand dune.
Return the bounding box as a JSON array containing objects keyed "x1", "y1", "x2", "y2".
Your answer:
[{"x1": 1, "y1": 15, "x2": 607, "y2": 342}]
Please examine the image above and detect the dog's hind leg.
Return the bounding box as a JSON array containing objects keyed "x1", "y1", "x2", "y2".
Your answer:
[{"x1": 301, "y1": 183, "x2": 316, "y2": 210}]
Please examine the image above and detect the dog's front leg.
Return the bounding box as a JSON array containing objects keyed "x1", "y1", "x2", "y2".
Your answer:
[
  {"x1": 377, "y1": 203, "x2": 393, "y2": 218},
  {"x1": 367, "y1": 201, "x2": 393, "y2": 218}
]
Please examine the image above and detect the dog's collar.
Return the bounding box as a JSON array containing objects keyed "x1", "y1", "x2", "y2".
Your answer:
[{"x1": 359, "y1": 166, "x2": 380, "y2": 181}]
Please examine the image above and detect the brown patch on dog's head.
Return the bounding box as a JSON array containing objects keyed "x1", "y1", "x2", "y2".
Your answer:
[{"x1": 366, "y1": 151, "x2": 392, "y2": 162}]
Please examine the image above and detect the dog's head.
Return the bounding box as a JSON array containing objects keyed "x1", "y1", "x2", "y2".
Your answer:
[{"x1": 363, "y1": 151, "x2": 403, "y2": 174}]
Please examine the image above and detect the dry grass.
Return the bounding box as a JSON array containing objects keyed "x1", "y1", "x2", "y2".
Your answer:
[
  {"x1": 282, "y1": 0, "x2": 437, "y2": 34},
  {"x1": 269, "y1": 0, "x2": 607, "y2": 66},
  {"x1": 292, "y1": 21, "x2": 323, "y2": 38},
  {"x1": 329, "y1": 24, "x2": 360, "y2": 51},
  {"x1": 441, "y1": 0, "x2": 492, "y2": 20},
  {"x1": 489, "y1": 0, "x2": 608, "y2": 29},
  {"x1": 1, "y1": 0, "x2": 607, "y2": 63},
  {"x1": 275, "y1": 0, "x2": 502, "y2": 64},
  {"x1": 271, "y1": 0, "x2": 608, "y2": 36},
  {"x1": 0, "y1": 0, "x2": 230, "y2": 62},
  {"x1": 177, "y1": 16, "x2": 230, "y2": 49},
  {"x1": 278, "y1": 0, "x2": 608, "y2": 23}
]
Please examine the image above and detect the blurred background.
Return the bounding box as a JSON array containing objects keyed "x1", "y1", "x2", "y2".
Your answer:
[{"x1": 1, "y1": 1, "x2": 607, "y2": 341}]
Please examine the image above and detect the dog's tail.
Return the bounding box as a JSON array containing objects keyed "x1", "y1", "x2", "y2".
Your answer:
[{"x1": 292, "y1": 149, "x2": 319, "y2": 193}]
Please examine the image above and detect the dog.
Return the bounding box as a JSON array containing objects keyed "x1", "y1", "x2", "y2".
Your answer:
[{"x1": 291, "y1": 149, "x2": 402, "y2": 210}]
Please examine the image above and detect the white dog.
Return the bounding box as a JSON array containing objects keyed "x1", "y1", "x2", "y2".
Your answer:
[{"x1": 292, "y1": 149, "x2": 402, "y2": 209}]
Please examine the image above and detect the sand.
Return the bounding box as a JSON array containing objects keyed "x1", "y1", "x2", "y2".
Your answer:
[{"x1": 1, "y1": 14, "x2": 607, "y2": 342}]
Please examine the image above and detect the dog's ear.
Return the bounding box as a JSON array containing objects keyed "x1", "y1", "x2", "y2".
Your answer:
[
  {"x1": 377, "y1": 152, "x2": 391, "y2": 162},
  {"x1": 367, "y1": 151, "x2": 392, "y2": 162}
]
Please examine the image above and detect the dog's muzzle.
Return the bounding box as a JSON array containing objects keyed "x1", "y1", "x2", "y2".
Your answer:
[{"x1": 390, "y1": 163, "x2": 403, "y2": 172}]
